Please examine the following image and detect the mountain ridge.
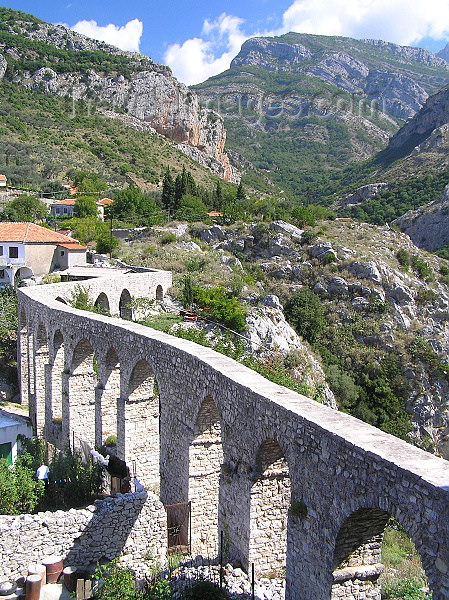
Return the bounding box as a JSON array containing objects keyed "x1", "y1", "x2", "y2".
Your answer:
[{"x1": 0, "y1": 7, "x2": 237, "y2": 182}]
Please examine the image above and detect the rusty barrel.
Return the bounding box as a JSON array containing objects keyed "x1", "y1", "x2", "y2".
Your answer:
[
  {"x1": 27, "y1": 565, "x2": 45, "y2": 587},
  {"x1": 41, "y1": 556, "x2": 63, "y2": 584},
  {"x1": 25, "y1": 575, "x2": 41, "y2": 600},
  {"x1": 62, "y1": 567, "x2": 77, "y2": 592}
]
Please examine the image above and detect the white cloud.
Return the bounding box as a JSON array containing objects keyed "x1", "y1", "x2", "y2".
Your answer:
[
  {"x1": 280, "y1": 0, "x2": 449, "y2": 46},
  {"x1": 163, "y1": 1, "x2": 449, "y2": 86},
  {"x1": 71, "y1": 18, "x2": 143, "y2": 53},
  {"x1": 164, "y1": 13, "x2": 247, "y2": 85}
]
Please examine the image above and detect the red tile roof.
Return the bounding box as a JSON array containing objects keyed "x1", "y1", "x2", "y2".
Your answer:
[
  {"x1": 99, "y1": 197, "x2": 113, "y2": 206},
  {"x1": 58, "y1": 242, "x2": 87, "y2": 250},
  {"x1": 51, "y1": 199, "x2": 76, "y2": 206},
  {"x1": 0, "y1": 223, "x2": 82, "y2": 245},
  {"x1": 0, "y1": 175, "x2": 6, "y2": 182}
]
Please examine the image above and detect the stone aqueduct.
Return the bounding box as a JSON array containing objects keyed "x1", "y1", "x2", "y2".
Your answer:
[{"x1": 17, "y1": 270, "x2": 449, "y2": 600}]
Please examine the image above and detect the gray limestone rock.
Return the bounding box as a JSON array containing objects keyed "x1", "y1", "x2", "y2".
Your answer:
[{"x1": 346, "y1": 261, "x2": 382, "y2": 284}]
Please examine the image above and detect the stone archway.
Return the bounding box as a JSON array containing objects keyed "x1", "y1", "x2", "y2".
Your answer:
[
  {"x1": 189, "y1": 396, "x2": 223, "y2": 558},
  {"x1": 34, "y1": 322, "x2": 49, "y2": 436},
  {"x1": 249, "y1": 439, "x2": 290, "y2": 576},
  {"x1": 94, "y1": 292, "x2": 110, "y2": 315},
  {"x1": 48, "y1": 330, "x2": 64, "y2": 446},
  {"x1": 67, "y1": 338, "x2": 98, "y2": 450},
  {"x1": 119, "y1": 289, "x2": 132, "y2": 320},
  {"x1": 14, "y1": 266, "x2": 33, "y2": 287},
  {"x1": 331, "y1": 509, "x2": 429, "y2": 600},
  {"x1": 119, "y1": 359, "x2": 159, "y2": 488},
  {"x1": 96, "y1": 347, "x2": 120, "y2": 448}
]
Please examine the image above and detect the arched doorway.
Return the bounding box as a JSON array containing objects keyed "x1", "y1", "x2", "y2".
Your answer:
[
  {"x1": 249, "y1": 439, "x2": 290, "y2": 576},
  {"x1": 156, "y1": 285, "x2": 163, "y2": 301},
  {"x1": 119, "y1": 289, "x2": 132, "y2": 320},
  {"x1": 189, "y1": 396, "x2": 223, "y2": 557}
]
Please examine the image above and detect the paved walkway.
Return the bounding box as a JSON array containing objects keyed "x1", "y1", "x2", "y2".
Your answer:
[{"x1": 40, "y1": 583, "x2": 72, "y2": 600}]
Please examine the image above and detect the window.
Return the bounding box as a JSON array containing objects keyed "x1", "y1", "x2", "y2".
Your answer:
[
  {"x1": 9, "y1": 247, "x2": 18, "y2": 259},
  {"x1": 0, "y1": 270, "x2": 5, "y2": 279},
  {"x1": 0, "y1": 246, "x2": 3, "y2": 256},
  {"x1": 0, "y1": 442, "x2": 12, "y2": 465},
  {"x1": 60, "y1": 251, "x2": 65, "y2": 256}
]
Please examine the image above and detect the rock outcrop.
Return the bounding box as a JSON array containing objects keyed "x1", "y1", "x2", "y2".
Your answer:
[
  {"x1": 1, "y1": 17, "x2": 236, "y2": 181},
  {"x1": 392, "y1": 184, "x2": 449, "y2": 251},
  {"x1": 388, "y1": 84, "x2": 449, "y2": 151}
]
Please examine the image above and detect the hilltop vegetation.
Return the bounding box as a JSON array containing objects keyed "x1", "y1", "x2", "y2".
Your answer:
[{"x1": 0, "y1": 82, "x2": 219, "y2": 191}]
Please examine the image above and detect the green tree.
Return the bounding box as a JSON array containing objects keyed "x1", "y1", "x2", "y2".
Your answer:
[
  {"x1": 96, "y1": 231, "x2": 118, "y2": 255},
  {"x1": 161, "y1": 168, "x2": 175, "y2": 212},
  {"x1": 75, "y1": 195, "x2": 98, "y2": 218},
  {"x1": 174, "y1": 194, "x2": 209, "y2": 222},
  {"x1": 236, "y1": 181, "x2": 246, "y2": 202},
  {"x1": 284, "y1": 288, "x2": 325, "y2": 343},
  {"x1": 1, "y1": 194, "x2": 48, "y2": 222},
  {"x1": 0, "y1": 453, "x2": 44, "y2": 515}
]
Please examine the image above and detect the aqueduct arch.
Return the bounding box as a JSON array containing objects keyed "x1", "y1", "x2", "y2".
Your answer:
[
  {"x1": 47, "y1": 329, "x2": 65, "y2": 446},
  {"x1": 94, "y1": 292, "x2": 110, "y2": 315},
  {"x1": 34, "y1": 322, "x2": 48, "y2": 436},
  {"x1": 16, "y1": 270, "x2": 449, "y2": 600},
  {"x1": 66, "y1": 338, "x2": 98, "y2": 450},
  {"x1": 119, "y1": 358, "x2": 159, "y2": 488},
  {"x1": 119, "y1": 289, "x2": 132, "y2": 320},
  {"x1": 188, "y1": 396, "x2": 223, "y2": 557},
  {"x1": 249, "y1": 438, "x2": 290, "y2": 576},
  {"x1": 95, "y1": 347, "x2": 120, "y2": 449}
]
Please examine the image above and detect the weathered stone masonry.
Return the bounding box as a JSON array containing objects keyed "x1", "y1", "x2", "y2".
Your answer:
[
  {"x1": 15, "y1": 271, "x2": 449, "y2": 600},
  {"x1": 0, "y1": 491, "x2": 166, "y2": 581}
]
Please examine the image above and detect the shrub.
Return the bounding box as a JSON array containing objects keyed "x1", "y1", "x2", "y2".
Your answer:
[
  {"x1": 93, "y1": 560, "x2": 140, "y2": 600},
  {"x1": 103, "y1": 435, "x2": 117, "y2": 447},
  {"x1": 160, "y1": 233, "x2": 177, "y2": 245},
  {"x1": 0, "y1": 453, "x2": 44, "y2": 515},
  {"x1": 180, "y1": 579, "x2": 229, "y2": 600},
  {"x1": 396, "y1": 248, "x2": 411, "y2": 268},
  {"x1": 192, "y1": 286, "x2": 247, "y2": 332},
  {"x1": 410, "y1": 255, "x2": 433, "y2": 280},
  {"x1": 284, "y1": 288, "x2": 325, "y2": 343}
]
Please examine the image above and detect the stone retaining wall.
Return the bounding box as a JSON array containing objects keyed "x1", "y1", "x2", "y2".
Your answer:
[{"x1": 0, "y1": 491, "x2": 166, "y2": 581}]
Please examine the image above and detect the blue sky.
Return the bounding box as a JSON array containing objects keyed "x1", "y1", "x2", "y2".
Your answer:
[{"x1": 2, "y1": 0, "x2": 449, "y2": 84}]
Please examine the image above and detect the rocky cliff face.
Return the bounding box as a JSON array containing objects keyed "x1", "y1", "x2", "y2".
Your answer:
[
  {"x1": 387, "y1": 84, "x2": 449, "y2": 151},
  {"x1": 0, "y1": 17, "x2": 236, "y2": 181},
  {"x1": 392, "y1": 184, "x2": 449, "y2": 251},
  {"x1": 229, "y1": 33, "x2": 449, "y2": 121},
  {"x1": 437, "y1": 42, "x2": 449, "y2": 63}
]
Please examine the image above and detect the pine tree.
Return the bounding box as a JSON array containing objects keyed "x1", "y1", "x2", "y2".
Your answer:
[
  {"x1": 236, "y1": 181, "x2": 246, "y2": 202},
  {"x1": 161, "y1": 168, "x2": 175, "y2": 211}
]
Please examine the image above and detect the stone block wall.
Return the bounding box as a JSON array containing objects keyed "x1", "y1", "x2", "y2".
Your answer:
[{"x1": 0, "y1": 491, "x2": 166, "y2": 581}]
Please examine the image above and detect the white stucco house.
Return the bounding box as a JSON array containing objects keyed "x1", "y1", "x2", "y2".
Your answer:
[
  {"x1": 0, "y1": 223, "x2": 87, "y2": 287},
  {"x1": 0, "y1": 410, "x2": 32, "y2": 465}
]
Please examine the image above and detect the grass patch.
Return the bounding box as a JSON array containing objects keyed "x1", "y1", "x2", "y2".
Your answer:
[{"x1": 141, "y1": 313, "x2": 182, "y2": 332}]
